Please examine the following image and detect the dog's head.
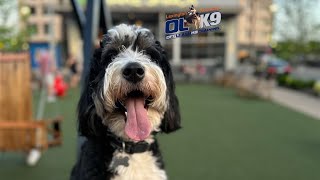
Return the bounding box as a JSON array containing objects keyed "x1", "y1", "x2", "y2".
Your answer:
[
  {"x1": 189, "y1": 5, "x2": 195, "y2": 11},
  {"x1": 78, "y1": 24, "x2": 181, "y2": 142},
  {"x1": 188, "y1": 5, "x2": 196, "y2": 15}
]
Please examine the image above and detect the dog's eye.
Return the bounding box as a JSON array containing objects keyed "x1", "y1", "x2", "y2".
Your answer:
[
  {"x1": 145, "y1": 47, "x2": 161, "y2": 63},
  {"x1": 99, "y1": 49, "x2": 118, "y2": 68},
  {"x1": 101, "y1": 49, "x2": 118, "y2": 65},
  {"x1": 106, "y1": 49, "x2": 118, "y2": 59}
]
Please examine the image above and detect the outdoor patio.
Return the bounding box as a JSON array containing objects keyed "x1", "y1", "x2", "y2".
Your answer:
[{"x1": 1, "y1": 84, "x2": 320, "y2": 180}]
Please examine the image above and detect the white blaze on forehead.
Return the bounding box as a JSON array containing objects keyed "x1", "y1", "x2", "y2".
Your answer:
[
  {"x1": 113, "y1": 48, "x2": 151, "y2": 63},
  {"x1": 107, "y1": 24, "x2": 151, "y2": 42},
  {"x1": 107, "y1": 24, "x2": 135, "y2": 40}
]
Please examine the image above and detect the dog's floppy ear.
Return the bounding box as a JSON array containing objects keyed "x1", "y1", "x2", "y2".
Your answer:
[
  {"x1": 77, "y1": 48, "x2": 106, "y2": 137},
  {"x1": 154, "y1": 41, "x2": 181, "y2": 133}
]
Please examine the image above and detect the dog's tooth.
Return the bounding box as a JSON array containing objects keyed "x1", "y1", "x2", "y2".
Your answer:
[{"x1": 125, "y1": 112, "x2": 127, "y2": 117}]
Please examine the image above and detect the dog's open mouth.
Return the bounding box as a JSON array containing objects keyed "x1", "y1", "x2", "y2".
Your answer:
[
  {"x1": 115, "y1": 90, "x2": 153, "y2": 141},
  {"x1": 116, "y1": 90, "x2": 153, "y2": 111}
]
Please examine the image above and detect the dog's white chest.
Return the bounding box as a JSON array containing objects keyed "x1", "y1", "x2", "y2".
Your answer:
[{"x1": 109, "y1": 151, "x2": 167, "y2": 180}]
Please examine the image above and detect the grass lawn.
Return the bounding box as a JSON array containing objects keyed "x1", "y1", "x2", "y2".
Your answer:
[{"x1": 1, "y1": 84, "x2": 320, "y2": 180}]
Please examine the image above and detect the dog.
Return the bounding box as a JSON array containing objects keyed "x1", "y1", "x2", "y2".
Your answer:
[
  {"x1": 70, "y1": 24, "x2": 181, "y2": 180},
  {"x1": 184, "y1": 5, "x2": 200, "y2": 29}
]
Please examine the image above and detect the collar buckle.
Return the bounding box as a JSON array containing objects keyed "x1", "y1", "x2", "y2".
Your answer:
[{"x1": 120, "y1": 142, "x2": 125, "y2": 152}]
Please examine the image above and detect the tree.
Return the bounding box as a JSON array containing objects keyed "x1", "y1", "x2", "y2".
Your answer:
[
  {"x1": 274, "y1": 0, "x2": 320, "y2": 61},
  {"x1": 0, "y1": 0, "x2": 14, "y2": 25},
  {"x1": 275, "y1": 0, "x2": 320, "y2": 43},
  {"x1": 0, "y1": 0, "x2": 30, "y2": 51}
]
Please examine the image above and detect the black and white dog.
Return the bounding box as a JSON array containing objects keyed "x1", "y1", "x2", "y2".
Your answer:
[{"x1": 71, "y1": 24, "x2": 181, "y2": 180}]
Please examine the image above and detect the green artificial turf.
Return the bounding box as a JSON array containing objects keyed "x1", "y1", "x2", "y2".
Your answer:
[
  {"x1": 0, "y1": 88, "x2": 79, "y2": 180},
  {"x1": 1, "y1": 84, "x2": 320, "y2": 180}
]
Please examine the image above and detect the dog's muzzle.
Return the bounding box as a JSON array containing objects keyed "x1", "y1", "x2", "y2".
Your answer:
[
  {"x1": 122, "y1": 62, "x2": 145, "y2": 83},
  {"x1": 117, "y1": 62, "x2": 152, "y2": 141}
]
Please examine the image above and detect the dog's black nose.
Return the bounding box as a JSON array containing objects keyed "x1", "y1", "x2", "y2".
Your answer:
[{"x1": 122, "y1": 62, "x2": 145, "y2": 83}]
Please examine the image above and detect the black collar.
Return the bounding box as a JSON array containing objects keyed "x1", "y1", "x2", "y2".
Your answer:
[{"x1": 105, "y1": 131, "x2": 155, "y2": 154}]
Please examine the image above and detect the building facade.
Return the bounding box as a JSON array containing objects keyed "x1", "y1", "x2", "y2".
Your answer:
[
  {"x1": 20, "y1": 0, "x2": 243, "y2": 70},
  {"x1": 108, "y1": 0, "x2": 241, "y2": 70},
  {"x1": 19, "y1": 0, "x2": 71, "y2": 68},
  {"x1": 237, "y1": 0, "x2": 273, "y2": 58}
]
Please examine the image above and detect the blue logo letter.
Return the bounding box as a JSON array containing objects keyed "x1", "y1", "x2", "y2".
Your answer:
[
  {"x1": 165, "y1": 19, "x2": 179, "y2": 34},
  {"x1": 179, "y1": 18, "x2": 189, "y2": 32}
]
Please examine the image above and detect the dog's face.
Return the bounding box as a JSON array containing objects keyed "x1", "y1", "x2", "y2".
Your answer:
[{"x1": 78, "y1": 24, "x2": 181, "y2": 142}]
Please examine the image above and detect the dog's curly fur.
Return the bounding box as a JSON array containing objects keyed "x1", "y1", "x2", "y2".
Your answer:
[{"x1": 70, "y1": 24, "x2": 181, "y2": 180}]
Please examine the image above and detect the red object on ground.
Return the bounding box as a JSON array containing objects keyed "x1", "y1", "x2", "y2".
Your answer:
[{"x1": 54, "y1": 75, "x2": 68, "y2": 97}]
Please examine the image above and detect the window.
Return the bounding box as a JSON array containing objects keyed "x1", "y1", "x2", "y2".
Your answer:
[
  {"x1": 30, "y1": 7, "x2": 36, "y2": 15},
  {"x1": 182, "y1": 44, "x2": 193, "y2": 59},
  {"x1": 214, "y1": 31, "x2": 225, "y2": 37},
  {"x1": 43, "y1": 6, "x2": 53, "y2": 14},
  {"x1": 44, "y1": 24, "x2": 50, "y2": 34},
  {"x1": 180, "y1": 43, "x2": 225, "y2": 59},
  {"x1": 43, "y1": 7, "x2": 48, "y2": 14},
  {"x1": 247, "y1": 30, "x2": 251, "y2": 38},
  {"x1": 199, "y1": 32, "x2": 208, "y2": 37}
]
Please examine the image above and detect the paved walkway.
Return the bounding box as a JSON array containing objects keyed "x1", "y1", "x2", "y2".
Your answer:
[{"x1": 271, "y1": 87, "x2": 320, "y2": 120}]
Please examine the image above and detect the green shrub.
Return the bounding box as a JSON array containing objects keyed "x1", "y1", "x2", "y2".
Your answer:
[
  {"x1": 285, "y1": 76, "x2": 294, "y2": 87},
  {"x1": 276, "y1": 74, "x2": 288, "y2": 86},
  {"x1": 277, "y1": 75, "x2": 315, "y2": 90},
  {"x1": 314, "y1": 81, "x2": 320, "y2": 95}
]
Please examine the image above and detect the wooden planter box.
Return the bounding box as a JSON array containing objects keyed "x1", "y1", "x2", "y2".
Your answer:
[{"x1": 0, "y1": 52, "x2": 62, "y2": 152}]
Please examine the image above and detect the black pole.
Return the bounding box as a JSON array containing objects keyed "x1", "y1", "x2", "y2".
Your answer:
[
  {"x1": 70, "y1": 0, "x2": 86, "y2": 38},
  {"x1": 82, "y1": 0, "x2": 100, "y2": 84},
  {"x1": 76, "y1": 0, "x2": 101, "y2": 159},
  {"x1": 70, "y1": 0, "x2": 113, "y2": 160}
]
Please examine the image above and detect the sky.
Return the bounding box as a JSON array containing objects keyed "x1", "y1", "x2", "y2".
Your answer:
[
  {"x1": 0, "y1": 0, "x2": 18, "y2": 26},
  {"x1": 273, "y1": 0, "x2": 320, "y2": 42}
]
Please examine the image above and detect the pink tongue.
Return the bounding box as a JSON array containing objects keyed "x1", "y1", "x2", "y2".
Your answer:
[{"x1": 125, "y1": 97, "x2": 151, "y2": 141}]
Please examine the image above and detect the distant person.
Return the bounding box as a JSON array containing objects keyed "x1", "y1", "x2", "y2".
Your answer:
[
  {"x1": 196, "y1": 63, "x2": 206, "y2": 75},
  {"x1": 67, "y1": 54, "x2": 80, "y2": 88},
  {"x1": 181, "y1": 64, "x2": 196, "y2": 82},
  {"x1": 37, "y1": 49, "x2": 56, "y2": 102}
]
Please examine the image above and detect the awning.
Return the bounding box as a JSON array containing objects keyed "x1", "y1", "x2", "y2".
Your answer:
[{"x1": 106, "y1": 0, "x2": 241, "y2": 14}]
